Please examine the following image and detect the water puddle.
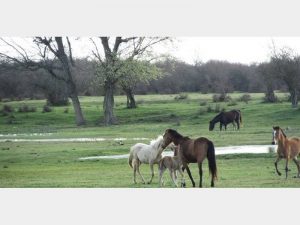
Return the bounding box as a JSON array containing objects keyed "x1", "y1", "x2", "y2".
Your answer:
[
  {"x1": 0, "y1": 137, "x2": 149, "y2": 142},
  {"x1": 78, "y1": 145, "x2": 277, "y2": 161},
  {"x1": 0, "y1": 133, "x2": 53, "y2": 137}
]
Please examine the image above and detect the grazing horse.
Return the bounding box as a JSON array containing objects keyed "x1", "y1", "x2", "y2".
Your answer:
[
  {"x1": 158, "y1": 145, "x2": 185, "y2": 187},
  {"x1": 161, "y1": 129, "x2": 217, "y2": 187},
  {"x1": 272, "y1": 126, "x2": 300, "y2": 178},
  {"x1": 209, "y1": 109, "x2": 242, "y2": 131},
  {"x1": 128, "y1": 136, "x2": 165, "y2": 184}
]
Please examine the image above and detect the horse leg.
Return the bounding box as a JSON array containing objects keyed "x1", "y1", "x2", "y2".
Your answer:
[
  {"x1": 184, "y1": 164, "x2": 195, "y2": 187},
  {"x1": 133, "y1": 162, "x2": 137, "y2": 184},
  {"x1": 285, "y1": 159, "x2": 289, "y2": 179},
  {"x1": 159, "y1": 167, "x2": 166, "y2": 186},
  {"x1": 170, "y1": 170, "x2": 178, "y2": 187},
  {"x1": 148, "y1": 163, "x2": 154, "y2": 184},
  {"x1": 293, "y1": 157, "x2": 300, "y2": 178},
  {"x1": 220, "y1": 123, "x2": 222, "y2": 131},
  {"x1": 225, "y1": 124, "x2": 227, "y2": 131},
  {"x1": 178, "y1": 167, "x2": 185, "y2": 187},
  {"x1": 136, "y1": 162, "x2": 146, "y2": 184},
  {"x1": 274, "y1": 156, "x2": 282, "y2": 176},
  {"x1": 198, "y1": 162, "x2": 203, "y2": 188}
]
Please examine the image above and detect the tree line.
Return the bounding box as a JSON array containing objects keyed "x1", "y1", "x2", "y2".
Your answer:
[{"x1": 0, "y1": 37, "x2": 299, "y2": 126}]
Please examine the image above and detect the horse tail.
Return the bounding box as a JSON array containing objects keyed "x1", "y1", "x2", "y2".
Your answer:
[
  {"x1": 207, "y1": 140, "x2": 217, "y2": 181},
  {"x1": 128, "y1": 147, "x2": 134, "y2": 168},
  {"x1": 239, "y1": 110, "x2": 242, "y2": 125}
]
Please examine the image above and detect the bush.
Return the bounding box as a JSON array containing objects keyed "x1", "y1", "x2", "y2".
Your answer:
[
  {"x1": 18, "y1": 105, "x2": 37, "y2": 113},
  {"x1": 64, "y1": 108, "x2": 69, "y2": 113},
  {"x1": 212, "y1": 93, "x2": 231, "y2": 102},
  {"x1": 200, "y1": 101, "x2": 207, "y2": 106},
  {"x1": 42, "y1": 105, "x2": 52, "y2": 113},
  {"x1": 227, "y1": 101, "x2": 238, "y2": 106},
  {"x1": 262, "y1": 94, "x2": 279, "y2": 103},
  {"x1": 174, "y1": 93, "x2": 188, "y2": 100},
  {"x1": 1, "y1": 105, "x2": 14, "y2": 116},
  {"x1": 239, "y1": 94, "x2": 251, "y2": 104}
]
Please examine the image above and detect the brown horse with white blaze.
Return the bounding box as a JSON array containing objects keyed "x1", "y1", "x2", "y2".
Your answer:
[
  {"x1": 272, "y1": 126, "x2": 300, "y2": 178},
  {"x1": 161, "y1": 129, "x2": 217, "y2": 187}
]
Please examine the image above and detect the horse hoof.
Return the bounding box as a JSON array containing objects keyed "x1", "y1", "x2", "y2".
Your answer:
[{"x1": 147, "y1": 182, "x2": 151, "y2": 184}]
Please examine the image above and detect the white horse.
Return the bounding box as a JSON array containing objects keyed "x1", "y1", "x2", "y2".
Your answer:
[{"x1": 128, "y1": 136, "x2": 165, "y2": 184}]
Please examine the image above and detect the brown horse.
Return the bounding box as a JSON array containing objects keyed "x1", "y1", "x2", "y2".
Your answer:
[
  {"x1": 209, "y1": 109, "x2": 242, "y2": 131},
  {"x1": 161, "y1": 129, "x2": 217, "y2": 187},
  {"x1": 272, "y1": 126, "x2": 300, "y2": 178},
  {"x1": 158, "y1": 145, "x2": 185, "y2": 187}
]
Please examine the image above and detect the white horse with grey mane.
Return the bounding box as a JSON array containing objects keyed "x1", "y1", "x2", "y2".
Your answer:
[{"x1": 128, "y1": 136, "x2": 165, "y2": 184}]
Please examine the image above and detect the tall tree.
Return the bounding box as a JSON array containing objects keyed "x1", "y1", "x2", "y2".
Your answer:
[
  {"x1": 118, "y1": 59, "x2": 161, "y2": 108},
  {"x1": 91, "y1": 37, "x2": 170, "y2": 125},
  {"x1": 0, "y1": 37, "x2": 86, "y2": 125},
  {"x1": 270, "y1": 47, "x2": 300, "y2": 107}
]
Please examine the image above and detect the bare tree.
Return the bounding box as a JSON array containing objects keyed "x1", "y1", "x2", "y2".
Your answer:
[
  {"x1": 257, "y1": 62, "x2": 278, "y2": 103},
  {"x1": 90, "y1": 37, "x2": 170, "y2": 125},
  {"x1": 0, "y1": 37, "x2": 86, "y2": 125},
  {"x1": 270, "y1": 47, "x2": 300, "y2": 107}
]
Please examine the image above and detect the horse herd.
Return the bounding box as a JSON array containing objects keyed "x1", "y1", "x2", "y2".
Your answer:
[{"x1": 128, "y1": 109, "x2": 300, "y2": 187}]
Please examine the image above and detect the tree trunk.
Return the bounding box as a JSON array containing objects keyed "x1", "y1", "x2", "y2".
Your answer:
[
  {"x1": 103, "y1": 82, "x2": 117, "y2": 125},
  {"x1": 290, "y1": 88, "x2": 298, "y2": 108},
  {"x1": 264, "y1": 85, "x2": 277, "y2": 103},
  {"x1": 55, "y1": 37, "x2": 86, "y2": 125},
  {"x1": 70, "y1": 94, "x2": 85, "y2": 126},
  {"x1": 125, "y1": 88, "x2": 137, "y2": 109}
]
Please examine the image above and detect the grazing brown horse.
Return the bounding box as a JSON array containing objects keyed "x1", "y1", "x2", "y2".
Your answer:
[
  {"x1": 161, "y1": 129, "x2": 217, "y2": 187},
  {"x1": 209, "y1": 109, "x2": 242, "y2": 131},
  {"x1": 272, "y1": 126, "x2": 300, "y2": 178}
]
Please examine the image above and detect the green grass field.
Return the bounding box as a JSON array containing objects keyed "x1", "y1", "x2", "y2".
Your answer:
[{"x1": 1, "y1": 92, "x2": 300, "y2": 187}]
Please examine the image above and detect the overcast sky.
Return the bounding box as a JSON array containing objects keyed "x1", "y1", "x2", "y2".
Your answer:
[
  {"x1": 71, "y1": 37, "x2": 300, "y2": 65},
  {"x1": 2, "y1": 37, "x2": 300, "y2": 65}
]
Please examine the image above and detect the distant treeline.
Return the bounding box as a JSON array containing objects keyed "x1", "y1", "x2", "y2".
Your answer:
[{"x1": 0, "y1": 58, "x2": 286, "y2": 100}]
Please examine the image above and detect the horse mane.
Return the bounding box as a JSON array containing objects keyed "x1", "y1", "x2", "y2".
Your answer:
[
  {"x1": 150, "y1": 135, "x2": 163, "y2": 148},
  {"x1": 167, "y1": 129, "x2": 184, "y2": 140},
  {"x1": 211, "y1": 112, "x2": 223, "y2": 123},
  {"x1": 273, "y1": 126, "x2": 287, "y2": 138},
  {"x1": 280, "y1": 128, "x2": 287, "y2": 138}
]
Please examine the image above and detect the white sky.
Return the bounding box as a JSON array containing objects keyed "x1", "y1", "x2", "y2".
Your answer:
[
  {"x1": 2, "y1": 37, "x2": 300, "y2": 65},
  {"x1": 71, "y1": 37, "x2": 300, "y2": 65},
  {"x1": 164, "y1": 37, "x2": 300, "y2": 65}
]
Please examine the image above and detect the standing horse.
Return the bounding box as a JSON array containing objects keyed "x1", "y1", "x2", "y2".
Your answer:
[
  {"x1": 272, "y1": 126, "x2": 300, "y2": 178},
  {"x1": 158, "y1": 145, "x2": 185, "y2": 187},
  {"x1": 128, "y1": 136, "x2": 165, "y2": 184},
  {"x1": 161, "y1": 129, "x2": 217, "y2": 187},
  {"x1": 209, "y1": 109, "x2": 242, "y2": 131}
]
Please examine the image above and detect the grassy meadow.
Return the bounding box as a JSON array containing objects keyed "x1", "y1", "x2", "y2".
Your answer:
[{"x1": 1, "y1": 92, "x2": 300, "y2": 187}]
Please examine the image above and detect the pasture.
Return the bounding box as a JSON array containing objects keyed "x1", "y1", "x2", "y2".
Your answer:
[{"x1": 1, "y1": 92, "x2": 300, "y2": 187}]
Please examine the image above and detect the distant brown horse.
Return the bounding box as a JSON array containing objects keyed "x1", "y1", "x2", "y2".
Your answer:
[
  {"x1": 272, "y1": 126, "x2": 300, "y2": 178},
  {"x1": 209, "y1": 109, "x2": 242, "y2": 131},
  {"x1": 161, "y1": 129, "x2": 217, "y2": 187}
]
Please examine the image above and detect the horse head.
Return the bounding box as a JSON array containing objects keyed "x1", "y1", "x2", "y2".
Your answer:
[{"x1": 272, "y1": 126, "x2": 286, "y2": 144}]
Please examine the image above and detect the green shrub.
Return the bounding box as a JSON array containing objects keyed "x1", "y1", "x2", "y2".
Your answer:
[
  {"x1": 174, "y1": 93, "x2": 188, "y2": 100},
  {"x1": 239, "y1": 94, "x2": 252, "y2": 104},
  {"x1": 42, "y1": 105, "x2": 52, "y2": 113},
  {"x1": 200, "y1": 101, "x2": 207, "y2": 106},
  {"x1": 212, "y1": 93, "x2": 232, "y2": 102}
]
